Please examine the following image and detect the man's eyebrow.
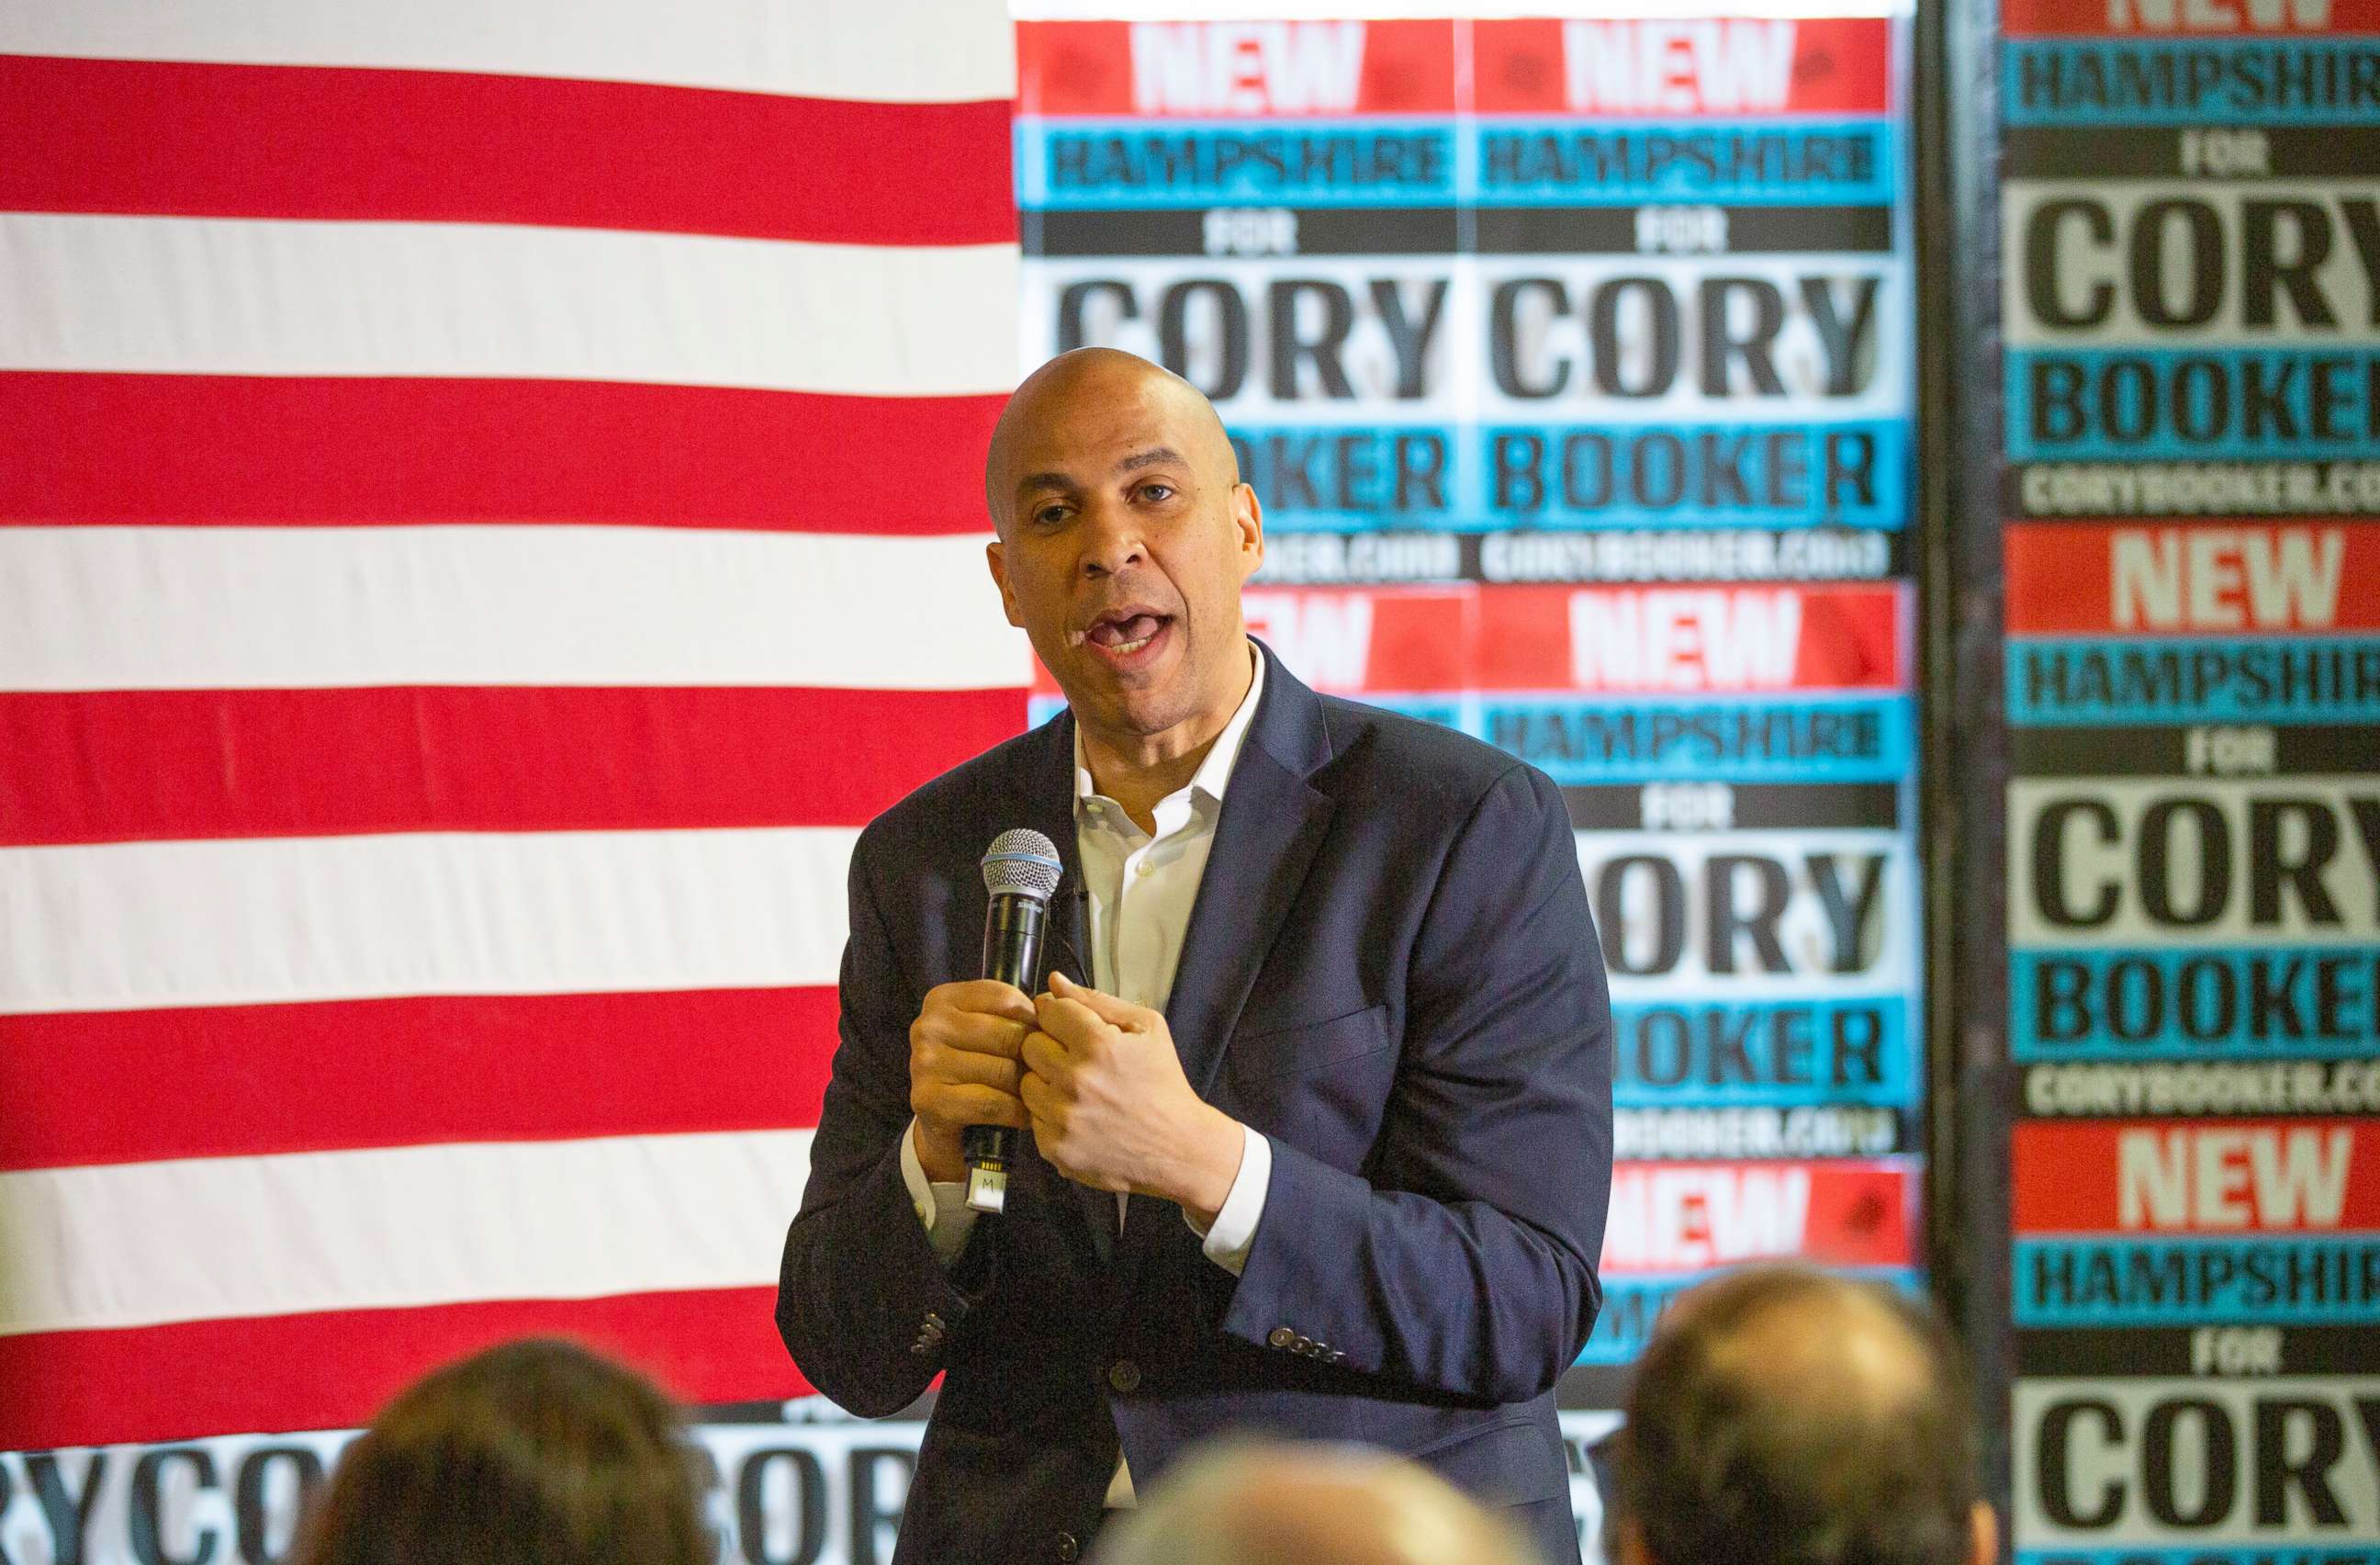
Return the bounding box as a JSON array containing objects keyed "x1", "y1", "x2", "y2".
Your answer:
[
  {"x1": 1114, "y1": 446, "x2": 1187, "y2": 475},
  {"x1": 1013, "y1": 471, "x2": 1076, "y2": 498}
]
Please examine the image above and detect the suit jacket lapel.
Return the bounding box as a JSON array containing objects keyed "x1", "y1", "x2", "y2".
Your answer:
[
  {"x1": 1113, "y1": 647, "x2": 1335, "y2": 1261},
  {"x1": 1161, "y1": 644, "x2": 1336, "y2": 1099}
]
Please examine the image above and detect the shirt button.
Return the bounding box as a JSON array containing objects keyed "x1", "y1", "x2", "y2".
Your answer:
[
  {"x1": 1135, "y1": 861, "x2": 1153, "y2": 876},
  {"x1": 1057, "y1": 1532, "x2": 1080, "y2": 1562},
  {"x1": 1268, "y1": 1326, "x2": 1296, "y2": 1348},
  {"x1": 1108, "y1": 1359, "x2": 1140, "y2": 1394}
]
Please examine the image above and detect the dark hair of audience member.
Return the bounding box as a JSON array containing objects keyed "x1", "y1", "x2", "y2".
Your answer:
[
  {"x1": 296, "y1": 1338, "x2": 710, "y2": 1565},
  {"x1": 1613, "y1": 1266, "x2": 1981, "y2": 1565}
]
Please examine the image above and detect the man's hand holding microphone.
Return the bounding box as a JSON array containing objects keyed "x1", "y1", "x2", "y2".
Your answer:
[{"x1": 907, "y1": 972, "x2": 1242, "y2": 1230}]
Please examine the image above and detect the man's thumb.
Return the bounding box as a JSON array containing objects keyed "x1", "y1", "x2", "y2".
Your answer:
[{"x1": 1049, "y1": 970, "x2": 1145, "y2": 1028}]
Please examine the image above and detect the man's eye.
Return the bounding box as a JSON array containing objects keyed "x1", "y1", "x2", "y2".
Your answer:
[
  {"x1": 1139, "y1": 483, "x2": 1174, "y2": 501},
  {"x1": 1034, "y1": 505, "x2": 1069, "y2": 525}
]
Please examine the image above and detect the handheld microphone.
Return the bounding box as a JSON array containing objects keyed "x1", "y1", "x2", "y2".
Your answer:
[{"x1": 969, "y1": 828, "x2": 1063, "y2": 1214}]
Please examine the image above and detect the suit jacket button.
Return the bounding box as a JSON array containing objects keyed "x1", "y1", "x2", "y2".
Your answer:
[
  {"x1": 1328, "y1": 1350, "x2": 1347, "y2": 1366},
  {"x1": 1108, "y1": 1359, "x2": 1140, "y2": 1394},
  {"x1": 1057, "y1": 1532, "x2": 1080, "y2": 1562},
  {"x1": 1267, "y1": 1326, "x2": 1295, "y2": 1348},
  {"x1": 1294, "y1": 1334, "x2": 1315, "y2": 1354}
]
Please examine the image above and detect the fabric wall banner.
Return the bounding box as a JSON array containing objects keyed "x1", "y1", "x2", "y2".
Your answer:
[
  {"x1": 0, "y1": 0, "x2": 1027, "y2": 1479},
  {"x1": 1992, "y1": 0, "x2": 2380, "y2": 1559}
]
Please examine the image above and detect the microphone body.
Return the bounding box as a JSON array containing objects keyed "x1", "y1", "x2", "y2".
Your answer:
[
  {"x1": 969, "y1": 830, "x2": 1063, "y2": 1213},
  {"x1": 981, "y1": 891, "x2": 1049, "y2": 992}
]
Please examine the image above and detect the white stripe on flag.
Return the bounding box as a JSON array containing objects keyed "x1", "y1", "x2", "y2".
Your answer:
[
  {"x1": 0, "y1": 1129, "x2": 816, "y2": 1335},
  {"x1": 0, "y1": 526, "x2": 1026, "y2": 692},
  {"x1": 0, "y1": 0, "x2": 1016, "y2": 103},
  {"x1": 0, "y1": 828, "x2": 858, "y2": 1014},
  {"x1": 0, "y1": 215, "x2": 1020, "y2": 395}
]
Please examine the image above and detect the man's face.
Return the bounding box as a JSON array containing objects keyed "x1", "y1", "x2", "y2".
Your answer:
[{"x1": 986, "y1": 368, "x2": 1263, "y2": 743}]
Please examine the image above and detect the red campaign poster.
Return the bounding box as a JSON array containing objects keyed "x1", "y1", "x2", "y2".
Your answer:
[
  {"x1": 2000, "y1": 0, "x2": 2380, "y2": 37},
  {"x1": 1471, "y1": 17, "x2": 1892, "y2": 116},
  {"x1": 1028, "y1": 582, "x2": 1906, "y2": 696},
  {"x1": 2004, "y1": 521, "x2": 2380, "y2": 636},
  {"x1": 1600, "y1": 1158, "x2": 1918, "y2": 1274},
  {"x1": 1016, "y1": 19, "x2": 1457, "y2": 118},
  {"x1": 2013, "y1": 1118, "x2": 2379, "y2": 1234}
]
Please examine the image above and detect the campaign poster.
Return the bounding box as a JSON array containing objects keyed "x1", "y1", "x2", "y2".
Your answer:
[
  {"x1": 1016, "y1": 15, "x2": 1467, "y2": 559},
  {"x1": 1019, "y1": 9, "x2": 1923, "y2": 1412},
  {"x1": 1018, "y1": 14, "x2": 1915, "y2": 575},
  {"x1": 1466, "y1": 16, "x2": 1913, "y2": 575},
  {"x1": 1997, "y1": 0, "x2": 2380, "y2": 1557}
]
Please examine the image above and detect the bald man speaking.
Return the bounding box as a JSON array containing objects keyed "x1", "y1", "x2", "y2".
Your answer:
[{"x1": 777, "y1": 350, "x2": 1613, "y2": 1565}]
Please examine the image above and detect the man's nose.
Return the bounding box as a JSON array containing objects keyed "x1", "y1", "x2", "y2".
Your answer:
[{"x1": 1076, "y1": 502, "x2": 1147, "y2": 577}]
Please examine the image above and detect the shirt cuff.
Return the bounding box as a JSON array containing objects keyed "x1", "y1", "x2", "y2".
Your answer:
[
  {"x1": 899, "y1": 1118, "x2": 978, "y2": 1267},
  {"x1": 1184, "y1": 1126, "x2": 1269, "y2": 1278}
]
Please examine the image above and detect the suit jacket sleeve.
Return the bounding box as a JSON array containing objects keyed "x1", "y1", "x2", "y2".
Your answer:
[
  {"x1": 1218, "y1": 761, "x2": 1613, "y2": 1406},
  {"x1": 775, "y1": 830, "x2": 987, "y2": 1417}
]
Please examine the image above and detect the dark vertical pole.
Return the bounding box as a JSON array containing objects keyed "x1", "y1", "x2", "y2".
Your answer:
[{"x1": 1924, "y1": 0, "x2": 2019, "y2": 1532}]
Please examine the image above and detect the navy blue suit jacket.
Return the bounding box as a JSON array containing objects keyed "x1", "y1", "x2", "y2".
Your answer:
[{"x1": 777, "y1": 644, "x2": 1613, "y2": 1565}]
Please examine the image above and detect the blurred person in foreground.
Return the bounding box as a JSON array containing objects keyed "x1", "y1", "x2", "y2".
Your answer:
[
  {"x1": 295, "y1": 1338, "x2": 708, "y2": 1565},
  {"x1": 1090, "y1": 1441, "x2": 1540, "y2": 1565},
  {"x1": 777, "y1": 347, "x2": 1612, "y2": 1564},
  {"x1": 1612, "y1": 1267, "x2": 1996, "y2": 1565}
]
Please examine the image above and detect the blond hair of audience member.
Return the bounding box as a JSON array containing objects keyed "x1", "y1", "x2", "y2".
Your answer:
[
  {"x1": 1090, "y1": 1441, "x2": 1541, "y2": 1565},
  {"x1": 1613, "y1": 1266, "x2": 1996, "y2": 1565},
  {"x1": 295, "y1": 1339, "x2": 709, "y2": 1565}
]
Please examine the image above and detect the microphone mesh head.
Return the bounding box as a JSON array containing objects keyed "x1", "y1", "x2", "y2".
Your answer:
[{"x1": 982, "y1": 828, "x2": 1062, "y2": 903}]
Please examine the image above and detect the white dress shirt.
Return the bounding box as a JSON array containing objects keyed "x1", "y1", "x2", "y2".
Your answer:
[{"x1": 898, "y1": 646, "x2": 1274, "y2": 1505}]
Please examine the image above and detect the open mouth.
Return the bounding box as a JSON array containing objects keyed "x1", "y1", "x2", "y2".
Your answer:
[{"x1": 1083, "y1": 607, "x2": 1173, "y2": 664}]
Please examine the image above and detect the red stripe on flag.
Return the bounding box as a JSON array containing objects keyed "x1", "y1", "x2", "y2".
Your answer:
[
  {"x1": 0, "y1": 987, "x2": 838, "y2": 1172},
  {"x1": 0, "y1": 374, "x2": 1005, "y2": 532},
  {"x1": 0, "y1": 686, "x2": 1025, "y2": 846},
  {"x1": 0, "y1": 1287, "x2": 811, "y2": 1451},
  {"x1": 0, "y1": 54, "x2": 1016, "y2": 247}
]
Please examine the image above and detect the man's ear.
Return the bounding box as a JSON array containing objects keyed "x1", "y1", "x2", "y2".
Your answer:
[
  {"x1": 1232, "y1": 482, "x2": 1264, "y2": 581},
  {"x1": 1966, "y1": 1503, "x2": 1998, "y2": 1565},
  {"x1": 985, "y1": 539, "x2": 1023, "y2": 629}
]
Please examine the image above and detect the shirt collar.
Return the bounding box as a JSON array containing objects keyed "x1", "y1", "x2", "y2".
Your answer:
[{"x1": 1073, "y1": 641, "x2": 1265, "y2": 816}]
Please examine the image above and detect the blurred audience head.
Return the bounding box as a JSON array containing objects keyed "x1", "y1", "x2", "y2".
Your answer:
[
  {"x1": 1091, "y1": 1440, "x2": 1538, "y2": 1565},
  {"x1": 297, "y1": 1337, "x2": 709, "y2": 1565},
  {"x1": 1613, "y1": 1265, "x2": 1993, "y2": 1565}
]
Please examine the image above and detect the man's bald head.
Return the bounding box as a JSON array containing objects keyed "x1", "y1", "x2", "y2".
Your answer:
[
  {"x1": 984, "y1": 348, "x2": 1240, "y2": 534},
  {"x1": 1667, "y1": 1266, "x2": 1937, "y2": 1423},
  {"x1": 977, "y1": 345, "x2": 1263, "y2": 756},
  {"x1": 1615, "y1": 1267, "x2": 1986, "y2": 1565},
  {"x1": 1089, "y1": 1443, "x2": 1535, "y2": 1565}
]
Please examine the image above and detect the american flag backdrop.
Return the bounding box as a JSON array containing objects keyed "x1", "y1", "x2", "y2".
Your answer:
[{"x1": 0, "y1": 0, "x2": 1025, "y2": 1454}]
